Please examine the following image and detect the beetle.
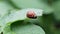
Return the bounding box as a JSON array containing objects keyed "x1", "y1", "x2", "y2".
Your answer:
[{"x1": 27, "y1": 10, "x2": 37, "y2": 19}]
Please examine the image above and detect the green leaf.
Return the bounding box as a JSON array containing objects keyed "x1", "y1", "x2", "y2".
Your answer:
[
  {"x1": 0, "y1": 1, "x2": 14, "y2": 19},
  {"x1": 0, "y1": 9, "x2": 43, "y2": 33},
  {"x1": 28, "y1": 16, "x2": 42, "y2": 24},
  {"x1": 0, "y1": 10, "x2": 26, "y2": 33},
  {"x1": 10, "y1": 0, "x2": 53, "y2": 14},
  {"x1": 1, "y1": 8, "x2": 43, "y2": 25},
  {"x1": 0, "y1": 1, "x2": 14, "y2": 33},
  {"x1": 3, "y1": 23, "x2": 45, "y2": 34}
]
